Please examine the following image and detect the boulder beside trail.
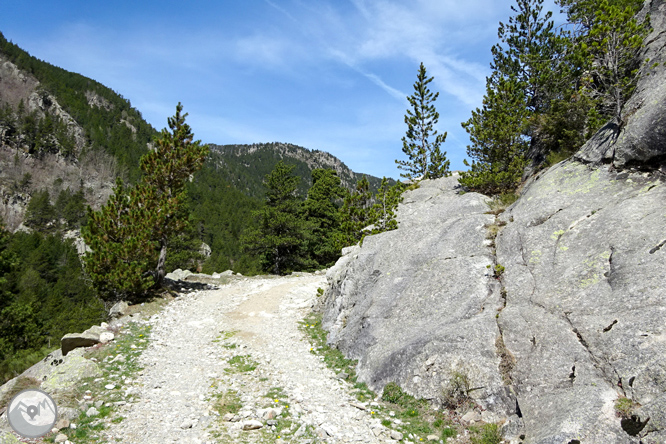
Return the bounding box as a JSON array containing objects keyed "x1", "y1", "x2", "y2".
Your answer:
[
  {"x1": 61, "y1": 325, "x2": 107, "y2": 356},
  {"x1": 41, "y1": 355, "x2": 102, "y2": 393},
  {"x1": 496, "y1": 160, "x2": 666, "y2": 443},
  {"x1": 320, "y1": 176, "x2": 515, "y2": 416},
  {"x1": 109, "y1": 301, "x2": 129, "y2": 318},
  {"x1": 321, "y1": 163, "x2": 665, "y2": 443}
]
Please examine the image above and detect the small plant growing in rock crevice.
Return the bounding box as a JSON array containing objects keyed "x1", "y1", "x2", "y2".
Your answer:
[
  {"x1": 486, "y1": 263, "x2": 505, "y2": 278},
  {"x1": 442, "y1": 369, "x2": 473, "y2": 410},
  {"x1": 615, "y1": 396, "x2": 637, "y2": 418}
]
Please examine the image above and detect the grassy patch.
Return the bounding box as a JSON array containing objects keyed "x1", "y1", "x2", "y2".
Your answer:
[
  {"x1": 44, "y1": 321, "x2": 153, "y2": 443},
  {"x1": 486, "y1": 193, "x2": 519, "y2": 214},
  {"x1": 212, "y1": 389, "x2": 242, "y2": 416},
  {"x1": 379, "y1": 382, "x2": 456, "y2": 440},
  {"x1": 225, "y1": 355, "x2": 258, "y2": 373},
  {"x1": 264, "y1": 386, "x2": 287, "y2": 400},
  {"x1": 300, "y1": 313, "x2": 360, "y2": 385},
  {"x1": 470, "y1": 423, "x2": 503, "y2": 444},
  {"x1": 442, "y1": 368, "x2": 473, "y2": 410},
  {"x1": 615, "y1": 396, "x2": 637, "y2": 418},
  {"x1": 212, "y1": 330, "x2": 238, "y2": 343}
]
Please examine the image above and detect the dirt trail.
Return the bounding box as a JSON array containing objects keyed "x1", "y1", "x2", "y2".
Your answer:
[{"x1": 106, "y1": 274, "x2": 385, "y2": 443}]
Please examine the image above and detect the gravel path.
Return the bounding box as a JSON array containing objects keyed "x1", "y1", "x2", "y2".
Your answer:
[{"x1": 106, "y1": 274, "x2": 389, "y2": 443}]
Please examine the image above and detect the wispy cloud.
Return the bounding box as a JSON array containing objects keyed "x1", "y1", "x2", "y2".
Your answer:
[{"x1": 264, "y1": 0, "x2": 299, "y2": 23}]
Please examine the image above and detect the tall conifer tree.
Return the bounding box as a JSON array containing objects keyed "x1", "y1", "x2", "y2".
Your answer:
[
  {"x1": 241, "y1": 161, "x2": 308, "y2": 275},
  {"x1": 83, "y1": 104, "x2": 208, "y2": 301},
  {"x1": 396, "y1": 63, "x2": 450, "y2": 181}
]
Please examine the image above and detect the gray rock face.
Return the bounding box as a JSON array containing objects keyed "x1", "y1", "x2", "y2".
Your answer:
[
  {"x1": 41, "y1": 355, "x2": 102, "y2": 393},
  {"x1": 497, "y1": 161, "x2": 666, "y2": 443},
  {"x1": 321, "y1": 176, "x2": 515, "y2": 415},
  {"x1": 61, "y1": 325, "x2": 105, "y2": 355},
  {"x1": 575, "y1": 0, "x2": 666, "y2": 170},
  {"x1": 321, "y1": 163, "x2": 665, "y2": 442},
  {"x1": 109, "y1": 301, "x2": 129, "y2": 319}
]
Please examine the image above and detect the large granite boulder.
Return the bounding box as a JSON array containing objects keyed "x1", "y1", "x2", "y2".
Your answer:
[
  {"x1": 61, "y1": 325, "x2": 106, "y2": 356},
  {"x1": 320, "y1": 177, "x2": 517, "y2": 416},
  {"x1": 497, "y1": 160, "x2": 665, "y2": 443},
  {"x1": 41, "y1": 355, "x2": 102, "y2": 393},
  {"x1": 321, "y1": 161, "x2": 665, "y2": 443}
]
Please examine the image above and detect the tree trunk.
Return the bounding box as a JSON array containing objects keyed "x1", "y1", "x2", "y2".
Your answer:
[{"x1": 155, "y1": 242, "x2": 167, "y2": 287}]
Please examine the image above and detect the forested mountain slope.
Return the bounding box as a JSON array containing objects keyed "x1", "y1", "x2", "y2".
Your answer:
[{"x1": 209, "y1": 143, "x2": 386, "y2": 199}]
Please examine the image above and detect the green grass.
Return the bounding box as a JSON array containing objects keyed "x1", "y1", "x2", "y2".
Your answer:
[
  {"x1": 615, "y1": 396, "x2": 636, "y2": 418},
  {"x1": 301, "y1": 305, "x2": 503, "y2": 444},
  {"x1": 264, "y1": 386, "x2": 287, "y2": 400},
  {"x1": 300, "y1": 313, "x2": 359, "y2": 384},
  {"x1": 43, "y1": 321, "x2": 153, "y2": 443},
  {"x1": 470, "y1": 423, "x2": 503, "y2": 444},
  {"x1": 487, "y1": 192, "x2": 519, "y2": 214},
  {"x1": 212, "y1": 389, "x2": 242, "y2": 416},
  {"x1": 212, "y1": 330, "x2": 238, "y2": 343},
  {"x1": 442, "y1": 427, "x2": 457, "y2": 438},
  {"x1": 224, "y1": 355, "x2": 258, "y2": 373}
]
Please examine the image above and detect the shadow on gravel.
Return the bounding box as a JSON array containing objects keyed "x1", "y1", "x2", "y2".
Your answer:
[{"x1": 163, "y1": 278, "x2": 217, "y2": 292}]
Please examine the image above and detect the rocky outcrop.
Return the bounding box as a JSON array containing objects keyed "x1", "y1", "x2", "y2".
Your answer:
[
  {"x1": 322, "y1": 163, "x2": 665, "y2": 442},
  {"x1": 320, "y1": 4, "x2": 666, "y2": 442},
  {"x1": 41, "y1": 354, "x2": 102, "y2": 393},
  {"x1": 496, "y1": 161, "x2": 665, "y2": 443},
  {"x1": 575, "y1": 0, "x2": 666, "y2": 170},
  {"x1": 320, "y1": 177, "x2": 518, "y2": 418}
]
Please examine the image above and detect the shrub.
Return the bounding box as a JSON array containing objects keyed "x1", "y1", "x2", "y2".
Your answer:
[
  {"x1": 470, "y1": 423, "x2": 503, "y2": 444},
  {"x1": 615, "y1": 396, "x2": 635, "y2": 418},
  {"x1": 442, "y1": 369, "x2": 472, "y2": 409}
]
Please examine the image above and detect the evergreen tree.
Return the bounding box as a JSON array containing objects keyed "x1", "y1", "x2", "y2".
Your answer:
[
  {"x1": 302, "y1": 169, "x2": 345, "y2": 268},
  {"x1": 459, "y1": 0, "x2": 555, "y2": 193},
  {"x1": 138, "y1": 103, "x2": 208, "y2": 284},
  {"x1": 24, "y1": 190, "x2": 55, "y2": 231},
  {"x1": 241, "y1": 161, "x2": 308, "y2": 275},
  {"x1": 396, "y1": 63, "x2": 450, "y2": 181},
  {"x1": 491, "y1": 0, "x2": 557, "y2": 115},
  {"x1": 459, "y1": 78, "x2": 529, "y2": 194},
  {"x1": 339, "y1": 176, "x2": 372, "y2": 245},
  {"x1": 561, "y1": 0, "x2": 649, "y2": 124},
  {"x1": 369, "y1": 178, "x2": 405, "y2": 234},
  {"x1": 82, "y1": 104, "x2": 208, "y2": 301}
]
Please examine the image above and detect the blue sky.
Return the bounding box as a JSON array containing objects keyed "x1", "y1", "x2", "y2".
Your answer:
[{"x1": 1, "y1": 0, "x2": 560, "y2": 179}]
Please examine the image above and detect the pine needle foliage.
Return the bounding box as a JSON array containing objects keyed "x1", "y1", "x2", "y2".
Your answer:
[
  {"x1": 339, "y1": 176, "x2": 373, "y2": 245},
  {"x1": 302, "y1": 169, "x2": 346, "y2": 268},
  {"x1": 396, "y1": 63, "x2": 450, "y2": 181},
  {"x1": 82, "y1": 104, "x2": 208, "y2": 302},
  {"x1": 369, "y1": 178, "x2": 406, "y2": 234},
  {"x1": 241, "y1": 161, "x2": 309, "y2": 275}
]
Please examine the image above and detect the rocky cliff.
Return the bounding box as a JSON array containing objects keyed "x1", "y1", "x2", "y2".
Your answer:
[{"x1": 319, "y1": 3, "x2": 666, "y2": 443}]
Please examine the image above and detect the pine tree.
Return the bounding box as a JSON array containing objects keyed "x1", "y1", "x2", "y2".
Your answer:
[
  {"x1": 241, "y1": 161, "x2": 308, "y2": 275},
  {"x1": 24, "y1": 190, "x2": 55, "y2": 231},
  {"x1": 302, "y1": 169, "x2": 345, "y2": 268},
  {"x1": 138, "y1": 103, "x2": 208, "y2": 284},
  {"x1": 459, "y1": 78, "x2": 529, "y2": 195},
  {"x1": 562, "y1": 0, "x2": 649, "y2": 125},
  {"x1": 339, "y1": 176, "x2": 372, "y2": 245},
  {"x1": 459, "y1": 0, "x2": 554, "y2": 194},
  {"x1": 396, "y1": 63, "x2": 450, "y2": 181},
  {"x1": 82, "y1": 104, "x2": 208, "y2": 301},
  {"x1": 369, "y1": 178, "x2": 406, "y2": 234}
]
